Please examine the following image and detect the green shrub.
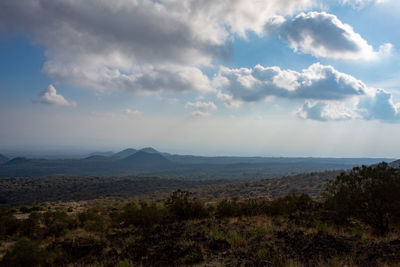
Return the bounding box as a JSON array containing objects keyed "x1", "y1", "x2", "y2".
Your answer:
[
  {"x1": 117, "y1": 259, "x2": 134, "y2": 267},
  {"x1": 119, "y1": 201, "x2": 167, "y2": 228},
  {"x1": 239, "y1": 198, "x2": 270, "y2": 216},
  {"x1": 43, "y1": 211, "x2": 77, "y2": 237},
  {"x1": 215, "y1": 194, "x2": 314, "y2": 218},
  {"x1": 267, "y1": 193, "x2": 313, "y2": 216},
  {"x1": 165, "y1": 190, "x2": 209, "y2": 220},
  {"x1": 78, "y1": 208, "x2": 108, "y2": 233},
  {"x1": 215, "y1": 199, "x2": 239, "y2": 218}
]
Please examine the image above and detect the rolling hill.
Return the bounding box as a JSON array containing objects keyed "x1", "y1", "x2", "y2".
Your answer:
[{"x1": 0, "y1": 154, "x2": 9, "y2": 164}]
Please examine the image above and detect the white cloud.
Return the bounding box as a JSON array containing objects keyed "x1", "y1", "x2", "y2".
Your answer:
[
  {"x1": 43, "y1": 62, "x2": 213, "y2": 94},
  {"x1": 339, "y1": 0, "x2": 385, "y2": 9},
  {"x1": 297, "y1": 89, "x2": 400, "y2": 122},
  {"x1": 216, "y1": 62, "x2": 400, "y2": 123},
  {"x1": 279, "y1": 12, "x2": 392, "y2": 60},
  {"x1": 0, "y1": 0, "x2": 315, "y2": 95},
  {"x1": 124, "y1": 109, "x2": 142, "y2": 116},
  {"x1": 297, "y1": 101, "x2": 354, "y2": 121},
  {"x1": 185, "y1": 101, "x2": 217, "y2": 111},
  {"x1": 185, "y1": 101, "x2": 217, "y2": 116},
  {"x1": 215, "y1": 63, "x2": 368, "y2": 102},
  {"x1": 40, "y1": 85, "x2": 76, "y2": 107},
  {"x1": 190, "y1": 110, "x2": 211, "y2": 117},
  {"x1": 217, "y1": 91, "x2": 243, "y2": 108},
  {"x1": 378, "y1": 43, "x2": 393, "y2": 56},
  {"x1": 203, "y1": 0, "x2": 314, "y2": 37},
  {"x1": 358, "y1": 89, "x2": 400, "y2": 121}
]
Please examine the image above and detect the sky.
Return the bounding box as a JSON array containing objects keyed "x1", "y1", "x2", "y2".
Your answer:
[{"x1": 0, "y1": 0, "x2": 400, "y2": 157}]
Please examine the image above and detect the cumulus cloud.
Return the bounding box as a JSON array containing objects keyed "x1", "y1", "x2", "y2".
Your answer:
[
  {"x1": 0, "y1": 0, "x2": 314, "y2": 94},
  {"x1": 204, "y1": 0, "x2": 314, "y2": 37},
  {"x1": 276, "y1": 12, "x2": 392, "y2": 60},
  {"x1": 297, "y1": 101, "x2": 354, "y2": 121},
  {"x1": 216, "y1": 62, "x2": 400, "y2": 123},
  {"x1": 43, "y1": 63, "x2": 213, "y2": 93},
  {"x1": 297, "y1": 89, "x2": 400, "y2": 122},
  {"x1": 215, "y1": 63, "x2": 368, "y2": 102},
  {"x1": 358, "y1": 89, "x2": 400, "y2": 121},
  {"x1": 217, "y1": 91, "x2": 243, "y2": 108},
  {"x1": 185, "y1": 101, "x2": 217, "y2": 116},
  {"x1": 40, "y1": 85, "x2": 76, "y2": 107}
]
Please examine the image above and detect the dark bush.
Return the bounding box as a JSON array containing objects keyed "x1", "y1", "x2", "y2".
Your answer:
[
  {"x1": 19, "y1": 212, "x2": 42, "y2": 238},
  {"x1": 165, "y1": 190, "x2": 209, "y2": 220},
  {"x1": 118, "y1": 201, "x2": 167, "y2": 228},
  {"x1": 19, "y1": 206, "x2": 30, "y2": 213},
  {"x1": 215, "y1": 194, "x2": 314, "y2": 218},
  {"x1": 215, "y1": 199, "x2": 239, "y2": 218},
  {"x1": 323, "y1": 163, "x2": 400, "y2": 235},
  {"x1": 239, "y1": 198, "x2": 271, "y2": 216},
  {"x1": 78, "y1": 208, "x2": 108, "y2": 233},
  {"x1": 267, "y1": 193, "x2": 314, "y2": 216},
  {"x1": 43, "y1": 211, "x2": 77, "y2": 237},
  {"x1": 0, "y1": 209, "x2": 19, "y2": 238},
  {"x1": 0, "y1": 238, "x2": 45, "y2": 267}
]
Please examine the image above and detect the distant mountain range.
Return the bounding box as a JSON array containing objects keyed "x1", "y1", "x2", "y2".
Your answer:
[
  {"x1": 93, "y1": 147, "x2": 166, "y2": 159},
  {"x1": 84, "y1": 148, "x2": 396, "y2": 166},
  {"x1": 0, "y1": 148, "x2": 396, "y2": 179},
  {"x1": 88, "y1": 151, "x2": 114, "y2": 157},
  {"x1": 389, "y1": 159, "x2": 400, "y2": 168}
]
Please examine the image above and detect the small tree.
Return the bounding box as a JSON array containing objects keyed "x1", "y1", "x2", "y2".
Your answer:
[{"x1": 323, "y1": 163, "x2": 400, "y2": 235}]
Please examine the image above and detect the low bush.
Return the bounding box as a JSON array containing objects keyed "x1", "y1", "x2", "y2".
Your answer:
[
  {"x1": 43, "y1": 211, "x2": 77, "y2": 237},
  {"x1": 118, "y1": 201, "x2": 167, "y2": 228},
  {"x1": 215, "y1": 199, "x2": 239, "y2": 218},
  {"x1": 78, "y1": 208, "x2": 108, "y2": 233},
  {"x1": 0, "y1": 238, "x2": 46, "y2": 267},
  {"x1": 165, "y1": 190, "x2": 209, "y2": 220}
]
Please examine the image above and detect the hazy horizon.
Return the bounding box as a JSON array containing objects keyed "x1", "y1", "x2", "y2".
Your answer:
[{"x1": 0, "y1": 145, "x2": 397, "y2": 160}]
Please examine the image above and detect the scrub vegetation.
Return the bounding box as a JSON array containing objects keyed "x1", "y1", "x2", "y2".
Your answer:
[{"x1": 0, "y1": 163, "x2": 399, "y2": 266}]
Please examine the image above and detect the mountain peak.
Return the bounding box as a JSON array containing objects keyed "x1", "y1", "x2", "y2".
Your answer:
[
  {"x1": 114, "y1": 148, "x2": 138, "y2": 158},
  {"x1": 139, "y1": 147, "x2": 159, "y2": 154}
]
